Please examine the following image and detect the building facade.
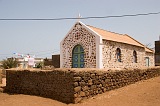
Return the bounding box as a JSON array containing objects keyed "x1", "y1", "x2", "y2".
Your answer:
[
  {"x1": 16, "y1": 57, "x2": 43, "y2": 68},
  {"x1": 155, "y1": 40, "x2": 160, "y2": 66},
  {"x1": 60, "y1": 21, "x2": 154, "y2": 69}
]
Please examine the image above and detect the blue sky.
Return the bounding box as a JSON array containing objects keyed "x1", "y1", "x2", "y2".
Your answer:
[{"x1": 0, "y1": 0, "x2": 160, "y2": 60}]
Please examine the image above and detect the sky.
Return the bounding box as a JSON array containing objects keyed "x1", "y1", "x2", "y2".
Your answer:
[{"x1": 0, "y1": 0, "x2": 160, "y2": 60}]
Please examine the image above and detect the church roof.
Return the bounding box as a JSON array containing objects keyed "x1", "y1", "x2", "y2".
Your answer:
[
  {"x1": 145, "y1": 47, "x2": 154, "y2": 53},
  {"x1": 87, "y1": 25, "x2": 154, "y2": 53}
]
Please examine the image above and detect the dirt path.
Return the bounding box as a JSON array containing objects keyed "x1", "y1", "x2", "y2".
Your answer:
[{"x1": 0, "y1": 76, "x2": 160, "y2": 106}]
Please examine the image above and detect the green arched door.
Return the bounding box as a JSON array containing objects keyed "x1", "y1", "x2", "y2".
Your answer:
[{"x1": 72, "y1": 45, "x2": 84, "y2": 68}]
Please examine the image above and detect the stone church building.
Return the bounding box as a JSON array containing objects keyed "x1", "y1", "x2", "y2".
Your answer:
[{"x1": 60, "y1": 21, "x2": 154, "y2": 69}]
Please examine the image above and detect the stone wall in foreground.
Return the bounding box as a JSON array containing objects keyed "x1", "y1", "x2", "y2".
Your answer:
[
  {"x1": 5, "y1": 67, "x2": 160, "y2": 103},
  {"x1": 0, "y1": 69, "x2": 2, "y2": 84},
  {"x1": 73, "y1": 68, "x2": 160, "y2": 103},
  {"x1": 5, "y1": 69, "x2": 75, "y2": 103}
]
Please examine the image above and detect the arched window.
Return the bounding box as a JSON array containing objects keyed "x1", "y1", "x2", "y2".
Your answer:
[
  {"x1": 133, "y1": 50, "x2": 137, "y2": 63},
  {"x1": 116, "y1": 48, "x2": 121, "y2": 62},
  {"x1": 72, "y1": 45, "x2": 84, "y2": 68}
]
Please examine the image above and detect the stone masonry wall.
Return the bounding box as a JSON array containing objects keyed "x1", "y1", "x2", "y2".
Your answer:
[
  {"x1": 61, "y1": 23, "x2": 96, "y2": 68},
  {"x1": 5, "y1": 69, "x2": 75, "y2": 104},
  {"x1": 145, "y1": 52, "x2": 155, "y2": 67},
  {"x1": 0, "y1": 69, "x2": 2, "y2": 84},
  {"x1": 5, "y1": 67, "x2": 160, "y2": 103},
  {"x1": 102, "y1": 40, "x2": 145, "y2": 69},
  {"x1": 73, "y1": 68, "x2": 160, "y2": 103}
]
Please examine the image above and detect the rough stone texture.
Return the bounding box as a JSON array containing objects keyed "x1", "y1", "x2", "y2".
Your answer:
[
  {"x1": 72, "y1": 68, "x2": 160, "y2": 103},
  {"x1": 145, "y1": 52, "x2": 155, "y2": 66},
  {"x1": 0, "y1": 69, "x2": 2, "y2": 84},
  {"x1": 61, "y1": 23, "x2": 96, "y2": 68},
  {"x1": 102, "y1": 40, "x2": 154, "y2": 68},
  {"x1": 5, "y1": 67, "x2": 160, "y2": 103},
  {"x1": 5, "y1": 69, "x2": 74, "y2": 104}
]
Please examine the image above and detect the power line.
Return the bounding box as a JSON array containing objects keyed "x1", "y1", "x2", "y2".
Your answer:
[{"x1": 0, "y1": 12, "x2": 160, "y2": 21}]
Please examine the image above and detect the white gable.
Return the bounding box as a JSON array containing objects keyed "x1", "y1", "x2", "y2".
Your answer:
[{"x1": 60, "y1": 21, "x2": 103, "y2": 68}]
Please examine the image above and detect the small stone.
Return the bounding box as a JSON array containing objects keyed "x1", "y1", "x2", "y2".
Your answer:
[
  {"x1": 91, "y1": 74, "x2": 95, "y2": 78},
  {"x1": 74, "y1": 77, "x2": 82, "y2": 82},
  {"x1": 88, "y1": 79, "x2": 93, "y2": 85},
  {"x1": 74, "y1": 82, "x2": 79, "y2": 87},
  {"x1": 74, "y1": 93, "x2": 78, "y2": 98},
  {"x1": 79, "y1": 81, "x2": 86, "y2": 86},
  {"x1": 91, "y1": 85, "x2": 96, "y2": 90},
  {"x1": 74, "y1": 86, "x2": 81, "y2": 93},
  {"x1": 83, "y1": 77, "x2": 90, "y2": 81},
  {"x1": 82, "y1": 86, "x2": 89, "y2": 91},
  {"x1": 74, "y1": 97, "x2": 82, "y2": 103},
  {"x1": 105, "y1": 79, "x2": 110, "y2": 83},
  {"x1": 99, "y1": 89, "x2": 103, "y2": 94},
  {"x1": 80, "y1": 91, "x2": 86, "y2": 97},
  {"x1": 85, "y1": 91, "x2": 90, "y2": 96},
  {"x1": 97, "y1": 84, "x2": 102, "y2": 88},
  {"x1": 102, "y1": 88, "x2": 107, "y2": 92}
]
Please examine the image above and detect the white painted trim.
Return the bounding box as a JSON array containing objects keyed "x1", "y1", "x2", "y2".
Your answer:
[
  {"x1": 79, "y1": 21, "x2": 102, "y2": 44},
  {"x1": 98, "y1": 44, "x2": 103, "y2": 68},
  {"x1": 79, "y1": 21, "x2": 103, "y2": 68},
  {"x1": 60, "y1": 21, "x2": 103, "y2": 68},
  {"x1": 60, "y1": 41, "x2": 63, "y2": 68},
  {"x1": 96, "y1": 36, "x2": 100, "y2": 68}
]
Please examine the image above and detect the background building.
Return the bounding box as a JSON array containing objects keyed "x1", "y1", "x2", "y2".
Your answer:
[
  {"x1": 16, "y1": 57, "x2": 43, "y2": 68},
  {"x1": 155, "y1": 40, "x2": 160, "y2": 66}
]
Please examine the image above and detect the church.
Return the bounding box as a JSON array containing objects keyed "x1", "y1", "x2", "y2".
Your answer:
[{"x1": 60, "y1": 21, "x2": 154, "y2": 69}]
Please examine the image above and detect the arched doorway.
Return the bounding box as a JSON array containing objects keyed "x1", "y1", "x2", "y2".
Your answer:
[{"x1": 72, "y1": 45, "x2": 84, "y2": 68}]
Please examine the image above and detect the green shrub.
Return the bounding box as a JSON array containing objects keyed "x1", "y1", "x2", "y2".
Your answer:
[
  {"x1": 1, "y1": 57, "x2": 18, "y2": 69},
  {"x1": 35, "y1": 62, "x2": 44, "y2": 69}
]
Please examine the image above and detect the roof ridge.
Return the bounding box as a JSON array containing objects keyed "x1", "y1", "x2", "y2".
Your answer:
[
  {"x1": 87, "y1": 25, "x2": 124, "y2": 36},
  {"x1": 145, "y1": 46, "x2": 153, "y2": 50},
  {"x1": 145, "y1": 46, "x2": 154, "y2": 52},
  {"x1": 124, "y1": 34, "x2": 144, "y2": 47},
  {"x1": 86, "y1": 23, "x2": 153, "y2": 53}
]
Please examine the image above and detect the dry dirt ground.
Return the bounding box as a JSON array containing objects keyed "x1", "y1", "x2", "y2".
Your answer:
[{"x1": 0, "y1": 76, "x2": 160, "y2": 106}]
